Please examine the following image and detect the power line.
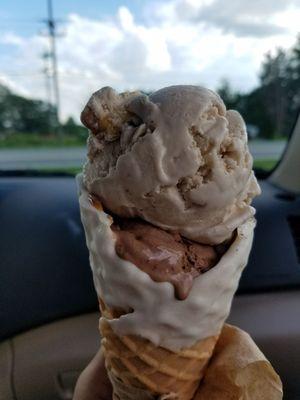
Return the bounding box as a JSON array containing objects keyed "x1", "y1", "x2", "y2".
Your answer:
[
  {"x1": 0, "y1": 70, "x2": 106, "y2": 79},
  {"x1": 0, "y1": 72, "x2": 44, "y2": 77},
  {"x1": 0, "y1": 19, "x2": 39, "y2": 24},
  {"x1": 0, "y1": 17, "x2": 65, "y2": 23},
  {"x1": 0, "y1": 18, "x2": 46, "y2": 31},
  {"x1": 0, "y1": 16, "x2": 65, "y2": 30}
]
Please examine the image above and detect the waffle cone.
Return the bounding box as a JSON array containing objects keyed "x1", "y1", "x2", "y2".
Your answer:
[{"x1": 99, "y1": 298, "x2": 219, "y2": 400}]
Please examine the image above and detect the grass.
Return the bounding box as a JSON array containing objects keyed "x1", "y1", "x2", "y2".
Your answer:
[
  {"x1": 0, "y1": 133, "x2": 86, "y2": 148},
  {"x1": 40, "y1": 167, "x2": 82, "y2": 175},
  {"x1": 36, "y1": 159, "x2": 277, "y2": 176},
  {"x1": 253, "y1": 159, "x2": 277, "y2": 171},
  {"x1": 0, "y1": 133, "x2": 288, "y2": 149}
]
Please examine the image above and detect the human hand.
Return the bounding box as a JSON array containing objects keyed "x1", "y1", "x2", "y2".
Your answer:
[
  {"x1": 73, "y1": 348, "x2": 205, "y2": 400},
  {"x1": 73, "y1": 349, "x2": 112, "y2": 400},
  {"x1": 73, "y1": 325, "x2": 282, "y2": 400}
]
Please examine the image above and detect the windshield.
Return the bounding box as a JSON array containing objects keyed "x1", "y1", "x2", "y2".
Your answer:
[{"x1": 1, "y1": 0, "x2": 299, "y2": 174}]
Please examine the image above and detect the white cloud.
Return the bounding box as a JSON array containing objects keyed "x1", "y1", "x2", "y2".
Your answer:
[
  {"x1": 271, "y1": 4, "x2": 300, "y2": 36},
  {"x1": 118, "y1": 6, "x2": 135, "y2": 30},
  {"x1": 0, "y1": 32, "x2": 25, "y2": 46},
  {"x1": 167, "y1": 0, "x2": 300, "y2": 37},
  {"x1": 0, "y1": 0, "x2": 299, "y2": 121},
  {"x1": 0, "y1": 74, "x2": 30, "y2": 96}
]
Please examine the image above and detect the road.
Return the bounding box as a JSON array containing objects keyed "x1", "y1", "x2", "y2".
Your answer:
[
  {"x1": 248, "y1": 140, "x2": 286, "y2": 159},
  {"x1": 0, "y1": 147, "x2": 86, "y2": 170},
  {"x1": 0, "y1": 140, "x2": 286, "y2": 170}
]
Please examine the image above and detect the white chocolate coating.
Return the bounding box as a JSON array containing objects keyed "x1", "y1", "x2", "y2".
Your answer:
[{"x1": 77, "y1": 175, "x2": 255, "y2": 351}]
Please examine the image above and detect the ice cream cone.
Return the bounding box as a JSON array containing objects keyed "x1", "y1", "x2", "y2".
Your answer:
[
  {"x1": 77, "y1": 85, "x2": 264, "y2": 399},
  {"x1": 77, "y1": 175, "x2": 256, "y2": 399},
  {"x1": 99, "y1": 298, "x2": 219, "y2": 400}
]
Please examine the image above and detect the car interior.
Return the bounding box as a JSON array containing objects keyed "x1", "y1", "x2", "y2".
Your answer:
[{"x1": 0, "y1": 112, "x2": 299, "y2": 400}]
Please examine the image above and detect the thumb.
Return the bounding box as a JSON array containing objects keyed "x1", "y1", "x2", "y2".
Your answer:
[{"x1": 73, "y1": 349, "x2": 112, "y2": 400}]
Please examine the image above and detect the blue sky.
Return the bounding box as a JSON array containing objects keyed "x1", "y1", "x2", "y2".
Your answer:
[
  {"x1": 0, "y1": 0, "x2": 143, "y2": 37},
  {"x1": 0, "y1": 0, "x2": 299, "y2": 120}
]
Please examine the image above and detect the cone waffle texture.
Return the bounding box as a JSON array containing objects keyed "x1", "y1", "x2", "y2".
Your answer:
[{"x1": 99, "y1": 298, "x2": 219, "y2": 400}]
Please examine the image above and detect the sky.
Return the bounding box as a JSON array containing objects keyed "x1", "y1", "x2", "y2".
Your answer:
[{"x1": 0, "y1": 0, "x2": 300, "y2": 121}]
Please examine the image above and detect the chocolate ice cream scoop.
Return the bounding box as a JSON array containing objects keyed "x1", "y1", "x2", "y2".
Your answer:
[{"x1": 111, "y1": 219, "x2": 220, "y2": 300}]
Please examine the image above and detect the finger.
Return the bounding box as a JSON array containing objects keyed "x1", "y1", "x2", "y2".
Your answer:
[{"x1": 73, "y1": 348, "x2": 112, "y2": 400}]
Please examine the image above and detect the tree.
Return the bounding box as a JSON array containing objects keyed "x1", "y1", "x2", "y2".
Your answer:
[
  {"x1": 62, "y1": 116, "x2": 86, "y2": 137},
  {"x1": 217, "y1": 79, "x2": 241, "y2": 110},
  {"x1": 288, "y1": 34, "x2": 300, "y2": 119},
  {"x1": 258, "y1": 35, "x2": 300, "y2": 138},
  {"x1": 216, "y1": 36, "x2": 300, "y2": 139},
  {"x1": 0, "y1": 84, "x2": 86, "y2": 137},
  {"x1": 259, "y1": 49, "x2": 290, "y2": 137},
  {"x1": 0, "y1": 85, "x2": 57, "y2": 135},
  {"x1": 240, "y1": 88, "x2": 275, "y2": 139}
]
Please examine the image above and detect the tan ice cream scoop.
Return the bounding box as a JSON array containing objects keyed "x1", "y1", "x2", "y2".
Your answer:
[{"x1": 81, "y1": 85, "x2": 260, "y2": 245}]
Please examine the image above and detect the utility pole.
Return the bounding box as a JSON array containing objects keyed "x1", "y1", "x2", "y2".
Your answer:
[
  {"x1": 44, "y1": 0, "x2": 62, "y2": 137},
  {"x1": 42, "y1": 50, "x2": 52, "y2": 133}
]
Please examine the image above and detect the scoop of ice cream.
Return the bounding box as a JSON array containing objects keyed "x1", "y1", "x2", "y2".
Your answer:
[
  {"x1": 111, "y1": 217, "x2": 220, "y2": 300},
  {"x1": 81, "y1": 85, "x2": 260, "y2": 245}
]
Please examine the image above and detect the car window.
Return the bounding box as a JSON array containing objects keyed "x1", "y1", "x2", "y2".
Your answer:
[{"x1": 0, "y1": 0, "x2": 299, "y2": 174}]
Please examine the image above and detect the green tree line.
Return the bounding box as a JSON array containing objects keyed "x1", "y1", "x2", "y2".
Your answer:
[
  {"x1": 0, "y1": 85, "x2": 85, "y2": 138},
  {"x1": 218, "y1": 35, "x2": 300, "y2": 139}
]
